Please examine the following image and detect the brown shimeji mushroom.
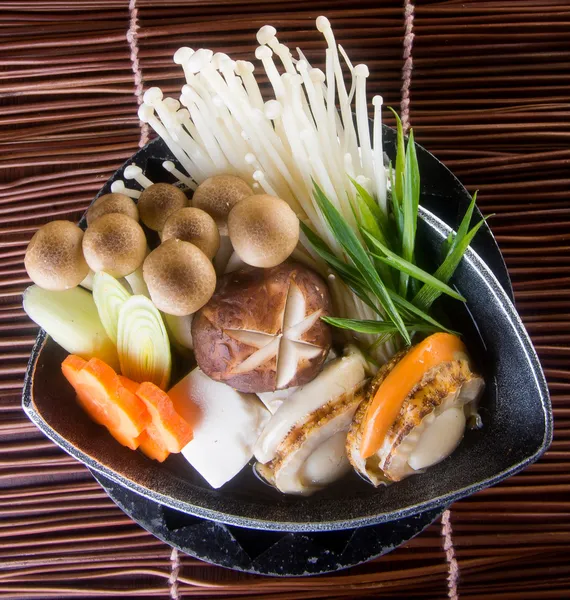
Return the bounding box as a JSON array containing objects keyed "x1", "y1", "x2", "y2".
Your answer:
[
  {"x1": 138, "y1": 183, "x2": 188, "y2": 232},
  {"x1": 228, "y1": 194, "x2": 299, "y2": 268},
  {"x1": 192, "y1": 175, "x2": 252, "y2": 235},
  {"x1": 192, "y1": 261, "x2": 332, "y2": 393},
  {"x1": 25, "y1": 221, "x2": 90, "y2": 291},
  {"x1": 161, "y1": 207, "x2": 220, "y2": 259},
  {"x1": 82, "y1": 214, "x2": 147, "y2": 279},
  {"x1": 143, "y1": 239, "x2": 216, "y2": 316},
  {"x1": 86, "y1": 193, "x2": 139, "y2": 226}
]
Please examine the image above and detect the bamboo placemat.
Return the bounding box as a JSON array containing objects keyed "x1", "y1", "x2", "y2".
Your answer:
[{"x1": 1, "y1": 1, "x2": 569, "y2": 598}]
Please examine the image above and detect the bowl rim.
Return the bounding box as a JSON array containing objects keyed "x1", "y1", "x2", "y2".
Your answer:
[{"x1": 22, "y1": 204, "x2": 553, "y2": 532}]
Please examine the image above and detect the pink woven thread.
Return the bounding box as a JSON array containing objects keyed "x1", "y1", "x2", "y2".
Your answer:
[
  {"x1": 169, "y1": 547, "x2": 180, "y2": 600},
  {"x1": 441, "y1": 509, "x2": 460, "y2": 600},
  {"x1": 127, "y1": 0, "x2": 150, "y2": 148},
  {"x1": 401, "y1": 0, "x2": 415, "y2": 134}
]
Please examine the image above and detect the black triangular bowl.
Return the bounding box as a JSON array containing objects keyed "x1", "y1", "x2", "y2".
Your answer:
[{"x1": 22, "y1": 128, "x2": 551, "y2": 532}]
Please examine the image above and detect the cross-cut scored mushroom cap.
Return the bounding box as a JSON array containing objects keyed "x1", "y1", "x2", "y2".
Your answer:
[{"x1": 192, "y1": 261, "x2": 332, "y2": 393}]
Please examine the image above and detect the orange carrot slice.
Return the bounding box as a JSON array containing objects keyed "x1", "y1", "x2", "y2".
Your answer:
[
  {"x1": 360, "y1": 333, "x2": 467, "y2": 459},
  {"x1": 136, "y1": 382, "x2": 193, "y2": 453},
  {"x1": 62, "y1": 355, "x2": 111, "y2": 429},
  {"x1": 137, "y1": 429, "x2": 170, "y2": 462},
  {"x1": 120, "y1": 377, "x2": 171, "y2": 462},
  {"x1": 61, "y1": 356, "x2": 150, "y2": 451}
]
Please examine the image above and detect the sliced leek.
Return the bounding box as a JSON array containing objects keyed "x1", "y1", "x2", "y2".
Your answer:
[
  {"x1": 117, "y1": 295, "x2": 171, "y2": 390},
  {"x1": 23, "y1": 285, "x2": 119, "y2": 370},
  {"x1": 92, "y1": 272, "x2": 131, "y2": 345}
]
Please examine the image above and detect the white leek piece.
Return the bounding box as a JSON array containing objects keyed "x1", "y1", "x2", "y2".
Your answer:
[
  {"x1": 23, "y1": 285, "x2": 119, "y2": 370},
  {"x1": 92, "y1": 272, "x2": 131, "y2": 345},
  {"x1": 163, "y1": 313, "x2": 194, "y2": 350},
  {"x1": 117, "y1": 295, "x2": 171, "y2": 390}
]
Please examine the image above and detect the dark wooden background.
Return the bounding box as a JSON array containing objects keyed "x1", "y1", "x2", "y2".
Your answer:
[{"x1": 1, "y1": 1, "x2": 569, "y2": 598}]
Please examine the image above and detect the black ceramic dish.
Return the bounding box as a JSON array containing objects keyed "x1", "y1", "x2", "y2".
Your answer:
[
  {"x1": 22, "y1": 129, "x2": 552, "y2": 532},
  {"x1": 92, "y1": 470, "x2": 442, "y2": 576}
]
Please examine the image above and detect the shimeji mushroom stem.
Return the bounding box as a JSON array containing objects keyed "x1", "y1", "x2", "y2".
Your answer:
[
  {"x1": 162, "y1": 161, "x2": 197, "y2": 190},
  {"x1": 124, "y1": 164, "x2": 153, "y2": 189},
  {"x1": 110, "y1": 180, "x2": 141, "y2": 199}
]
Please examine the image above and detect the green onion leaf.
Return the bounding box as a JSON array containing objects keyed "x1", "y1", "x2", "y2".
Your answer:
[
  {"x1": 300, "y1": 222, "x2": 383, "y2": 315},
  {"x1": 389, "y1": 107, "x2": 405, "y2": 207},
  {"x1": 400, "y1": 128, "x2": 420, "y2": 298},
  {"x1": 322, "y1": 316, "x2": 447, "y2": 335},
  {"x1": 363, "y1": 230, "x2": 466, "y2": 302},
  {"x1": 387, "y1": 289, "x2": 455, "y2": 334},
  {"x1": 312, "y1": 181, "x2": 411, "y2": 345},
  {"x1": 413, "y1": 215, "x2": 489, "y2": 312},
  {"x1": 449, "y1": 191, "x2": 477, "y2": 257},
  {"x1": 349, "y1": 176, "x2": 382, "y2": 222}
]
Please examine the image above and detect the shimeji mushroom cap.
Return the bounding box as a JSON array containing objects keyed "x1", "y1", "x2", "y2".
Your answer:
[
  {"x1": 25, "y1": 221, "x2": 90, "y2": 291},
  {"x1": 143, "y1": 238, "x2": 216, "y2": 316},
  {"x1": 191, "y1": 175, "x2": 253, "y2": 235},
  {"x1": 82, "y1": 213, "x2": 147, "y2": 278},
  {"x1": 228, "y1": 194, "x2": 299, "y2": 268},
  {"x1": 161, "y1": 207, "x2": 220, "y2": 259},
  {"x1": 86, "y1": 193, "x2": 139, "y2": 226},
  {"x1": 138, "y1": 183, "x2": 188, "y2": 231}
]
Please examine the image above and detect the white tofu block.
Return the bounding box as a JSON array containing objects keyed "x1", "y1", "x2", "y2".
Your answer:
[{"x1": 168, "y1": 368, "x2": 270, "y2": 489}]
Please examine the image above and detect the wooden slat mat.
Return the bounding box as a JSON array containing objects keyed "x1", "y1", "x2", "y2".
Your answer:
[{"x1": 1, "y1": 0, "x2": 568, "y2": 597}]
